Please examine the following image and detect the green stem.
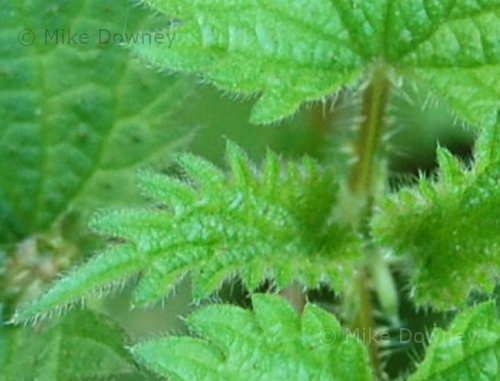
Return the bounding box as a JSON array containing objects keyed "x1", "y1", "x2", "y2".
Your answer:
[
  {"x1": 349, "y1": 65, "x2": 390, "y2": 198},
  {"x1": 351, "y1": 267, "x2": 380, "y2": 375},
  {"x1": 347, "y1": 64, "x2": 391, "y2": 379}
]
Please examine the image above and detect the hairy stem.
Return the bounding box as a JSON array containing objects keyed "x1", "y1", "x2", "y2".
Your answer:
[
  {"x1": 349, "y1": 65, "x2": 390, "y2": 198},
  {"x1": 347, "y1": 64, "x2": 391, "y2": 379}
]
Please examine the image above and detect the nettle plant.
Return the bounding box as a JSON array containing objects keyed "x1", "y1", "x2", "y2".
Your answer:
[{"x1": 1, "y1": 0, "x2": 499, "y2": 380}]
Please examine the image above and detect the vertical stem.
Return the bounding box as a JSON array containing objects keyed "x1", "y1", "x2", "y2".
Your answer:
[
  {"x1": 347, "y1": 64, "x2": 391, "y2": 379},
  {"x1": 350, "y1": 266, "x2": 382, "y2": 378},
  {"x1": 351, "y1": 267, "x2": 379, "y2": 371},
  {"x1": 349, "y1": 65, "x2": 390, "y2": 199}
]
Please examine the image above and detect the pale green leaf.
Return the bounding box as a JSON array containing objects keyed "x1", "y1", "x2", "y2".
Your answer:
[
  {"x1": 409, "y1": 301, "x2": 500, "y2": 381},
  {"x1": 372, "y1": 118, "x2": 500, "y2": 308},
  {"x1": 14, "y1": 142, "x2": 363, "y2": 322},
  {"x1": 131, "y1": 294, "x2": 373, "y2": 381},
  {"x1": 0, "y1": 0, "x2": 192, "y2": 243}
]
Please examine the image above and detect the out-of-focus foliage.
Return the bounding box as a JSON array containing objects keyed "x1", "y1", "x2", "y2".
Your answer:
[
  {"x1": 0, "y1": 0, "x2": 193, "y2": 244},
  {"x1": 0, "y1": 307, "x2": 137, "y2": 381}
]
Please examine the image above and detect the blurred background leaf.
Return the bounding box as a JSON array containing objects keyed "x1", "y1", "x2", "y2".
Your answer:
[{"x1": 0, "y1": 0, "x2": 193, "y2": 245}]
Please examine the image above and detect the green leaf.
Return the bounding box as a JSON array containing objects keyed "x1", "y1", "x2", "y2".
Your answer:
[
  {"x1": 372, "y1": 118, "x2": 500, "y2": 308},
  {"x1": 409, "y1": 301, "x2": 500, "y2": 381},
  {"x1": 14, "y1": 142, "x2": 363, "y2": 322},
  {"x1": 131, "y1": 294, "x2": 373, "y2": 381},
  {"x1": 134, "y1": 0, "x2": 386, "y2": 124},
  {"x1": 136, "y1": 0, "x2": 500, "y2": 127},
  {"x1": 0, "y1": 0, "x2": 192, "y2": 243},
  {"x1": 388, "y1": 0, "x2": 500, "y2": 128},
  {"x1": 0, "y1": 307, "x2": 136, "y2": 381}
]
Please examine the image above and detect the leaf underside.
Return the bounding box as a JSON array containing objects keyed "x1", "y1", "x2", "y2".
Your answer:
[{"x1": 132, "y1": 294, "x2": 373, "y2": 381}]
